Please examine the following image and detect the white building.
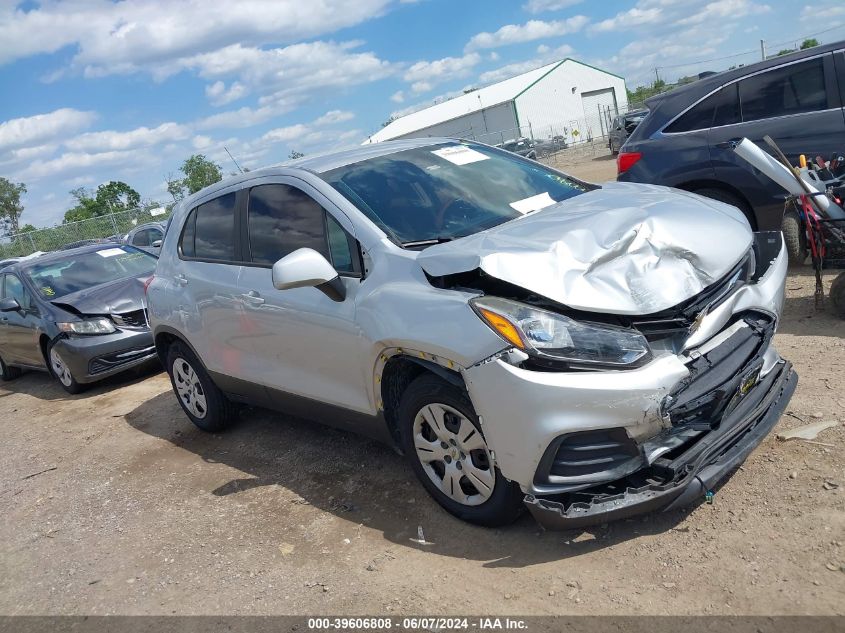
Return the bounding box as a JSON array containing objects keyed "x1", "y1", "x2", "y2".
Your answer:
[{"x1": 368, "y1": 58, "x2": 627, "y2": 146}]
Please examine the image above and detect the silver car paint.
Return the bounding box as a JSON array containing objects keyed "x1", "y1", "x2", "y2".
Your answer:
[
  {"x1": 149, "y1": 137, "x2": 789, "y2": 493},
  {"x1": 417, "y1": 181, "x2": 753, "y2": 315}
]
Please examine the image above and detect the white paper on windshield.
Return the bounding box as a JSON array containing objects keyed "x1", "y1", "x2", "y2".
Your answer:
[
  {"x1": 431, "y1": 146, "x2": 489, "y2": 166},
  {"x1": 96, "y1": 248, "x2": 126, "y2": 258},
  {"x1": 509, "y1": 192, "x2": 556, "y2": 215}
]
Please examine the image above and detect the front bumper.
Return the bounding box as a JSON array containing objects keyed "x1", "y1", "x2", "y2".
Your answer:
[
  {"x1": 525, "y1": 360, "x2": 796, "y2": 529},
  {"x1": 53, "y1": 329, "x2": 158, "y2": 384}
]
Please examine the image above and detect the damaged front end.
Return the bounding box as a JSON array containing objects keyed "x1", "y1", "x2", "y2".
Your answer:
[{"x1": 457, "y1": 230, "x2": 795, "y2": 529}]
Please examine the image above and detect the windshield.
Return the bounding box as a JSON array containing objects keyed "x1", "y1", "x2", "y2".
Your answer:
[
  {"x1": 322, "y1": 142, "x2": 588, "y2": 246},
  {"x1": 25, "y1": 246, "x2": 157, "y2": 299}
]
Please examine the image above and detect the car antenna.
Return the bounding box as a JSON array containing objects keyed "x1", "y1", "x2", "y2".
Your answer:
[{"x1": 224, "y1": 146, "x2": 244, "y2": 174}]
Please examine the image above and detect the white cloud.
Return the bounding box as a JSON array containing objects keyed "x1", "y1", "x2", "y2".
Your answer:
[
  {"x1": 523, "y1": 0, "x2": 582, "y2": 14},
  {"x1": 194, "y1": 101, "x2": 301, "y2": 131},
  {"x1": 465, "y1": 16, "x2": 588, "y2": 51},
  {"x1": 675, "y1": 0, "x2": 770, "y2": 26},
  {"x1": 205, "y1": 80, "x2": 248, "y2": 106},
  {"x1": 0, "y1": 108, "x2": 97, "y2": 152},
  {"x1": 404, "y1": 53, "x2": 482, "y2": 89},
  {"x1": 64, "y1": 122, "x2": 190, "y2": 152},
  {"x1": 390, "y1": 90, "x2": 405, "y2": 103},
  {"x1": 411, "y1": 81, "x2": 433, "y2": 94},
  {"x1": 478, "y1": 44, "x2": 574, "y2": 84},
  {"x1": 313, "y1": 110, "x2": 355, "y2": 126},
  {"x1": 800, "y1": 2, "x2": 844, "y2": 20},
  {"x1": 589, "y1": 7, "x2": 662, "y2": 33},
  {"x1": 14, "y1": 149, "x2": 148, "y2": 182}
]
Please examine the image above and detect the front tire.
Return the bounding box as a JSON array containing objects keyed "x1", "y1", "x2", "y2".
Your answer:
[
  {"x1": 48, "y1": 341, "x2": 85, "y2": 394},
  {"x1": 397, "y1": 374, "x2": 524, "y2": 527},
  {"x1": 166, "y1": 342, "x2": 237, "y2": 432},
  {"x1": 781, "y1": 211, "x2": 807, "y2": 266}
]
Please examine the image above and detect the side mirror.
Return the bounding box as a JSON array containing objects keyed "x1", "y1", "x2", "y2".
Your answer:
[
  {"x1": 151, "y1": 239, "x2": 163, "y2": 248},
  {"x1": 0, "y1": 297, "x2": 21, "y2": 313},
  {"x1": 271, "y1": 248, "x2": 346, "y2": 302}
]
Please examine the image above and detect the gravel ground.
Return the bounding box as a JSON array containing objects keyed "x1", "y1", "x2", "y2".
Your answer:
[{"x1": 1, "y1": 155, "x2": 843, "y2": 616}]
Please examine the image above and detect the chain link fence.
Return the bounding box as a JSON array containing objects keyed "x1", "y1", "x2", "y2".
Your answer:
[{"x1": 0, "y1": 206, "x2": 172, "y2": 259}]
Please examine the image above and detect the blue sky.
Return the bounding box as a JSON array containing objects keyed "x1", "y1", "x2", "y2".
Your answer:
[{"x1": 1, "y1": 0, "x2": 843, "y2": 227}]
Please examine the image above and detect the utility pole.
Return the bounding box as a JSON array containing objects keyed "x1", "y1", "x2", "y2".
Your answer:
[
  {"x1": 760, "y1": 39, "x2": 766, "y2": 60},
  {"x1": 654, "y1": 67, "x2": 660, "y2": 84}
]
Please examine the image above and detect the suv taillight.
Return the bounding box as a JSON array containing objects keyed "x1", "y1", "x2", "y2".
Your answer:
[{"x1": 617, "y1": 151, "x2": 642, "y2": 174}]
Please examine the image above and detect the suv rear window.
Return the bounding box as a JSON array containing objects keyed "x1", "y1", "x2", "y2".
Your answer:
[
  {"x1": 739, "y1": 57, "x2": 828, "y2": 122},
  {"x1": 180, "y1": 193, "x2": 236, "y2": 261}
]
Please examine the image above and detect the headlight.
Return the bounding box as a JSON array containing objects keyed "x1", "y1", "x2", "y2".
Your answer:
[
  {"x1": 57, "y1": 318, "x2": 117, "y2": 335},
  {"x1": 470, "y1": 296, "x2": 651, "y2": 368}
]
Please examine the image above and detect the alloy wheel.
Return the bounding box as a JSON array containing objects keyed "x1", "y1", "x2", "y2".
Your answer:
[
  {"x1": 50, "y1": 348, "x2": 73, "y2": 387},
  {"x1": 173, "y1": 358, "x2": 207, "y2": 419},
  {"x1": 412, "y1": 403, "x2": 495, "y2": 506}
]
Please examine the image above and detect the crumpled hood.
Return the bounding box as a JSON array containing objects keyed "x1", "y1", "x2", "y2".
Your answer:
[
  {"x1": 51, "y1": 275, "x2": 148, "y2": 316},
  {"x1": 417, "y1": 182, "x2": 753, "y2": 315}
]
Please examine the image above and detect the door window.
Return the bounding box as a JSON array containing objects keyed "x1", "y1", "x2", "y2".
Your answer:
[
  {"x1": 739, "y1": 57, "x2": 829, "y2": 122},
  {"x1": 247, "y1": 184, "x2": 358, "y2": 274},
  {"x1": 665, "y1": 84, "x2": 740, "y2": 133},
  {"x1": 180, "y1": 193, "x2": 237, "y2": 261},
  {"x1": 2, "y1": 274, "x2": 30, "y2": 310},
  {"x1": 132, "y1": 229, "x2": 152, "y2": 246}
]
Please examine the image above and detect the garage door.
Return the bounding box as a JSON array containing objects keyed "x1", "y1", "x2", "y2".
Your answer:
[{"x1": 581, "y1": 88, "x2": 618, "y2": 137}]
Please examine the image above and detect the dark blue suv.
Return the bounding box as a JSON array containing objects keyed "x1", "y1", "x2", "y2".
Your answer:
[{"x1": 618, "y1": 41, "x2": 845, "y2": 232}]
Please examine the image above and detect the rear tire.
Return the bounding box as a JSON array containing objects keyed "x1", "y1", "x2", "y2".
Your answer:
[
  {"x1": 830, "y1": 272, "x2": 845, "y2": 320},
  {"x1": 397, "y1": 373, "x2": 524, "y2": 528},
  {"x1": 781, "y1": 211, "x2": 807, "y2": 266},
  {"x1": 692, "y1": 187, "x2": 755, "y2": 229},
  {"x1": 0, "y1": 354, "x2": 22, "y2": 381},
  {"x1": 166, "y1": 341, "x2": 238, "y2": 432}
]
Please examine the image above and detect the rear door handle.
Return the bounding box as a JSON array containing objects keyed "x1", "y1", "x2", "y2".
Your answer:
[
  {"x1": 241, "y1": 290, "x2": 265, "y2": 306},
  {"x1": 175, "y1": 274, "x2": 189, "y2": 286}
]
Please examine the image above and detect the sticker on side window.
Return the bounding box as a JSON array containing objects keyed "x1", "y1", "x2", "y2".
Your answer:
[
  {"x1": 96, "y1": 248, "x2": 126, "y2": 258},
  {"x1": 431, "y1": 146, "x2": 489, "y2": 166},
  {"x1": 509, "y1": 192, "x2": 556, "y2": 215}
]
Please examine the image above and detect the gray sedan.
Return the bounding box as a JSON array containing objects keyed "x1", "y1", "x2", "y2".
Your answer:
[{"x1": 0, "y1": 244, "x2": 159, "y2": 393}]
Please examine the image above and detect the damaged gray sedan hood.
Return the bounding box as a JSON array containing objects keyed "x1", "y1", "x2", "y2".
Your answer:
[{"x1": 417, "y1": 182, "x2": 753, "y2": 315}]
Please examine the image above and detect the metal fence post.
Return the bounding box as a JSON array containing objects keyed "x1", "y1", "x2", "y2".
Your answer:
[{"x1": 110, "y1": 213, "x2": 119, "y2": 236}]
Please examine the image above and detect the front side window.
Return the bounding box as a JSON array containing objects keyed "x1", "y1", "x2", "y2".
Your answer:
[
  {"x1": 3, "y1": 274, "x2": 30, "y2": 309},
  {"x1": 26, "y1": 247, "x2": 157, "y2": 299},
  {"x1": 132, "y1": 229, "x2": 152, "y2": 246},
  {"x1": 739, "y1": 57, "x2": 828, "y2": 122},
  {"x1": 322, "y1": 142, "x2": 588, "y2": 246},
  {"x1": 180, "y1": 193, "x2": 236, "y2": 261}
]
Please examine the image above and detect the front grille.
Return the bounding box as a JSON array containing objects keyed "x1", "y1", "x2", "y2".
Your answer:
[
  {"x1": 112, "y1": 309, "x2": 149, "y2": 329},
  {"x1": 665, "y1": 313, "x2": 774, "y2": 429}
]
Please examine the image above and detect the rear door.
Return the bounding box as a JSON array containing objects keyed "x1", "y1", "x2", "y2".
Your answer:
[
  {"x1": 173, "y1": 191, "x2": 246, "y2": 383},
  {"x1": 0, "y1": 273, "x2": 44, "y2": 366},
  {"x1": 709, "y1": 53, "x2": 844, "y2": 228}
]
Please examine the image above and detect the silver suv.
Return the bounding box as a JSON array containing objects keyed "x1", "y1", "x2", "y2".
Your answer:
[{"x1": 148, "y1": 138, "x2": 796, "y2": 529}]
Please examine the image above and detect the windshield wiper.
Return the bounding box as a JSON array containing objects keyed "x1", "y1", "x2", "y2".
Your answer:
[{"x1": 401, "y1": 237, "x2": 455, "y2": 248}]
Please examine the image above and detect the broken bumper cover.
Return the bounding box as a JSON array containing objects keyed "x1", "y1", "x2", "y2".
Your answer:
[
  {"x1": 525, "y1": 360, "x2": 796, "y2": 530},
  {"x1": 53, "y1": 329, "x2": 158, "y2": 384}
]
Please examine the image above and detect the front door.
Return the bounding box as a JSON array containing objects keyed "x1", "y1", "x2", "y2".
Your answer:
[
  {"x1": 0, "y1": 273, "x2": 44, "y2": 367},
  {"x1": 235, "y1": 180, "x2": 370, "y2": 415}
]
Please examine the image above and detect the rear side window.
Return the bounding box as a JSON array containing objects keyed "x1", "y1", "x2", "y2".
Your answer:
[
  {"x1": 180, "y1": 193, "x2": 236, "y2": 261},
  {"x1": 739, "y1": 58, "x2": 828, "y2": 122},
  {"x1": 665, "y1": 85, "x2": 740, "y2": 133}
]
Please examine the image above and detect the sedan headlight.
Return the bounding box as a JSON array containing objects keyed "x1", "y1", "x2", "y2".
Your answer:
[
  {"x1": 57, "y1": 318, "x2": 117, "y2": 335},
  {"x1": 470, "y1": 296, "x2": 651, "y2": 368}
]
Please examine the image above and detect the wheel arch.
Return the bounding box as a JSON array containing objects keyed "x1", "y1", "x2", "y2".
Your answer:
[
  {"x1": 378, "y1": 351, "x2": 466, "y2": 447},
  {"x1": 676, "y1": 179, "x2": 758, "y2": 229},
  {"x1": 154, "y1": 326, "x2": 202, "y2": 368}
]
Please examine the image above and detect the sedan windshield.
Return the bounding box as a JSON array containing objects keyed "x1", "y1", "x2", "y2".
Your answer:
[
  {"x1": 25, "y1": 246, "x2": 157, "y2": 299},
  {"x1": 322, "y1": 142, "x2": 588, "y2": 246}
]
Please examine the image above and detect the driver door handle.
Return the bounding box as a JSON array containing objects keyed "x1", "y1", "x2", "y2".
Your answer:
[
  {"x1": 175, "y1": 274, "x2": 189, "y2": 286},
  {"x1": 241, "y1": 290, "x2": 265, "y2": 306}
]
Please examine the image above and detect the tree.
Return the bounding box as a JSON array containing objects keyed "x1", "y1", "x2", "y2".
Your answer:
[
  {"x1": 800, "y1": 38, "x2": 819, "y2": 50},
  {"x1": 18, "y1": 224, "x2": 37, "y2": 233},
  {"x1": 166, "y1": 155, "x2": 223, "y2": 201},
  {"x1": 776, "y1": 48, "x2": 795, "y2": 57},
  {"x1": 0, "y1": 177, "x2": 26, "y2": 236},
  {"x1": 63, "y1": 181, "x2": 141, "y2": 223},
  {"x1": 288, "y1": 150, "x2": 305, "y2": 160}
]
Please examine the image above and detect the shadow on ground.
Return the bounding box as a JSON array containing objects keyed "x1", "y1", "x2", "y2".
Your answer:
[
  {"x1": 0, "y1": 361, "x2": 161, "y2": 401},
  {"x1": 125, "y1": 391, "x2": 692, "y2": 568}
]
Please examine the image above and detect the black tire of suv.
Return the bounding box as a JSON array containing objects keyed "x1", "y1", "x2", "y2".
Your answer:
[
  {"x1": 692, "y1": 187, "x2": 755, "y2": 229},
  {"x1": 397, "y1": 373, "x2": 524, "y2": 528},
  {"x1": 830, "y1": 272, "x2": 845, "y2": 320},
  {"x1": 0, "y1": 353, "x2": 22, "y2": 381},
  {"x1": 781, "y1": 211, "x2": 807, "y2": 266},
  {"x1": 166, "y1": 341, "x2": 238, "y2": 432}
]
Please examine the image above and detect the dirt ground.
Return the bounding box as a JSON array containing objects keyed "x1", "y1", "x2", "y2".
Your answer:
[{"x1": 1, "y1": 154, "x2": 843, "y2": 616}]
